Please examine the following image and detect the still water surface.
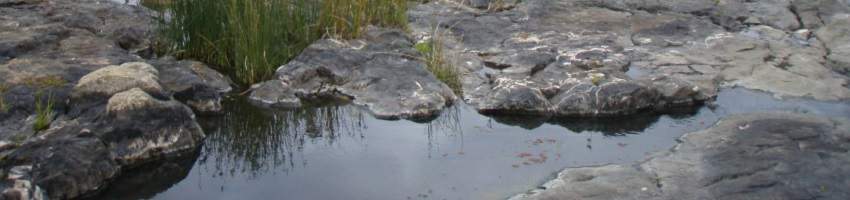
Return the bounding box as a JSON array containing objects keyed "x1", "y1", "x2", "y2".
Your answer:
[{"x1": 92, "y1": 88, "x2": 849, "y2": 200}]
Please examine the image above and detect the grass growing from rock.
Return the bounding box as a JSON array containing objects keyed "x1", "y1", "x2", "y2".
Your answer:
[
  {"x1": 415, "y1": 32, "x2": 462, "y2": 95},
  {"x1": 24, "y1": 76, "x2": 66, "y2": 132},
  {"x1": 159, "y1": 0, "x2": 408, "y2": 86},
  {"x1": 33, "y1": 91, "x2": 54, "y2": 132},
  {"x1": 0, "y1": 84, "x2": 7, "y2": 113}
]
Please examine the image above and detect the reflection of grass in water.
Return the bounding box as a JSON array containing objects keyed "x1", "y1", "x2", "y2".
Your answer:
[
  {"x1": 427, "y1": 105, "x2": 462, "y2": 138},
  {"x1": 425, "y1": 105, "x2": 463, "y2": 153},
  {"x1": 198, "y1": 98, "x2": 366, "y2": 178}
]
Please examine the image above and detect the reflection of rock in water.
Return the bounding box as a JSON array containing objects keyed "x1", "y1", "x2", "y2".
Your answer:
[
  {"x1": 196, "y1": 98, "x2": 367, "y2": 177},
  {"x1": 484, "y1": 105, "x2": 701, "y2": 135},
  {"x1": 86, "y1": 151, "x2": 199, "y2": 200},
  {"x1": 551, "y1": 106, "x2": 701, "y2": 136}
]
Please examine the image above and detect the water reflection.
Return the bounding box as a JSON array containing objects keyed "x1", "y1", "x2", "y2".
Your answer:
[
  {"x1": 89, "y1": 152, "x2": 199, "y2": 200},
  {"x1": 484, "y1": 106, "x2": 701, "y2": 135},
  {"x1": 196, "y1": 98, "x2": 367, "y2": 178},
  {"x1": 98, "y1": 88, "x2": 850, "y2": 200}
]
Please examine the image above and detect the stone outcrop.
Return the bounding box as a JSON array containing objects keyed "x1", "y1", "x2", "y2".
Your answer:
[
  {"x1": 0, "y1": 1, "x2": 229, "y2": 199},
  {"x1": 512, "y1": 112, "x2": 850, "y2": 200},
  {"x1": 250, "y1": 27, "x2": 457, "y2": 120},
  {"x1": 408, "y1": 0, "x2": 850, "y2": 118},
  {"x1": 0, "y1": 63, "x2": 206, "y2": 199},
  {"x1": 151, "y1": 57, "x2": 233, "y2": 113}
]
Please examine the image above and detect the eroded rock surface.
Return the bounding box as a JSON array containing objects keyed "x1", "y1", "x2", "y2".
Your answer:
[
  {"x1": 409, "y1": 0, "x2": 850, "y2": 117},
  {"x1": 512, "y1": 112, "x2": 850, "y2": 200},
  {"x1": 0, "y1": 1, "x2": 226, "y2": 199},
  {"x1": 250, "y1": 27, "x2": 456, "y2": 120}
]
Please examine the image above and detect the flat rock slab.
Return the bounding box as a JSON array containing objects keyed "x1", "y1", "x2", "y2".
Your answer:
[
  {"x1": 250, "y1": 27, "x2": 456, "y2": 120},
  {"x1": 409, "y1": 0, "x2": 850, "y2": 117},
  {"x1": 513, "y1": 112, "x2": 850, "y2": 200}
]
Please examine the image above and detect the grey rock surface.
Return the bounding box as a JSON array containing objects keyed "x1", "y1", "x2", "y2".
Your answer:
[
  {"x1": 409, "y1": 0, "x2": 850, "y2": 118},
  {"x1": 513, "y1": 112, "x2": 850, "y2": 200},
  {"x1": 151, "y1": 57, "x2": 233, "y2": 113},
  {"x1": 0, "y1": 0, "x2": 219, "y2": 199},
  {"x1": 250, "y1": 27, "x2": 457, "y2": 120}
]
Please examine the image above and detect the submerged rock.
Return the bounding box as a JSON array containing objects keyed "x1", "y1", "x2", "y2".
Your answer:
[
  {"x1": 250, "y1": 27, "x2": 457, "y2": 120},
  {"x1": 513, "y1": 112, "x2": 850, "y2": 200}
]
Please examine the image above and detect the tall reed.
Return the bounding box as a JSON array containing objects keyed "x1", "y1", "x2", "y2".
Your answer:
[
  {"x1": 415, "y1": 30, "x2": 462, "y2": 95},
  {"x1": 159, "y1": 0, "x2": 408, "y2": 85}
]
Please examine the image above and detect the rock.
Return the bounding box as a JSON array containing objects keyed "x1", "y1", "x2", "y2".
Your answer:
[
  {"x1": 102, "y1": 88, "x2": 205, "y2": 165},
  {"x1": 410, "y1": 1, "x2": 717, "y2": 118},
  {"x1": 151, "y1": 58, "x2": 233, "y2": 114},
  {"x1": 2, "y1": 134, "x2": 118, "y2": 200},
  {"x1": 250, "y1": 27, "x2": 456, "y2": 120},
  {"x1": 451, "y1": 0, "x2": 519, "y2": 10},
  {"x1": 816, "y1": 15, "x2": 850, "y2": 75},
  {"x1": 71, "y1": 62, "x2": 166, "y2": 112},
  {"x1": 512, "y1": 112, "x2": 850, "y2": 200},
  {"x1": 0, "y1": 87, "x2": 204, "y2": 199},
  {"x1": 249, "y1": 80, "x2": 302, "y2": 108},
  {"x1": 0, "y1": 1, "x2": 215, "y2": 199},
  {"x1": 409, "y1": 0, "x2": 850, "y2": 119}
]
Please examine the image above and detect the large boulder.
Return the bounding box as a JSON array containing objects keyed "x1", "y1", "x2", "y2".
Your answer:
[
  {"x1": 151, "y1": 58, "x2": 233, "y2": 114},
  {"x1": 512, "y1": 112, "x2": 850, "y2": 200},
  {"x1": 250, "y1": 27, "x2": 456, "y2": 120},
  {"x1": 71, "y1": 62, "x2": 165, "y2": 106},
  {"x1": 103, "y1": 88, "x2": 205, "y2": 165}
]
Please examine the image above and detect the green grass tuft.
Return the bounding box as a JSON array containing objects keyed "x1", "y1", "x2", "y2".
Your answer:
[
  {"x1": 33, "y1": 91, "x2": 54, "y2": 132},
  {"x1": 415, "y1": 31, "x2": 462, "y2": 95},
  {"x1": 158, "y1": 0, "x2": 409, "y2": 86},
  {"x1": 0, "y1": 84, "x2": 7, "y2": 113}
]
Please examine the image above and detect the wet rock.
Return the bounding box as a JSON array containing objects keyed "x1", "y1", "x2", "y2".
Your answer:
[
  {"x1": 0, "y1": 87, "x2": 204, "y2": 199},
  {"x1": 2, "y1": 134, "x2": 118, "y2": 200},
  {"x1": 249, "y1": 80, "x2": 302, "y2": 108},
  {"x1": 151, "y1": 58, "x2": 233, "y2": 114},
  {"x1": 250, "y1": 27, "x2": 456, "y2": 120},
  {"x1": 513, "y1": 112, "x2": 850, "y2": 200},
  {"x1": 103, "y1": 88, "x2": 205, "y2": 165},
  {"x1": 0, "y1": 1, "x2": 216, "y2": 198}
]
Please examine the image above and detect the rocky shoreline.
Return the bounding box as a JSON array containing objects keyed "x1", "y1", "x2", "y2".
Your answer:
[
  {"x1": 1, "y1": 0, "x2": 849, "y2": 199},
  {"x1": 511, "y1": 112, "x2": 850, "y2": 200},
  {"x1": 0, "y1": 0, "x2": 229, "y2": 199}
]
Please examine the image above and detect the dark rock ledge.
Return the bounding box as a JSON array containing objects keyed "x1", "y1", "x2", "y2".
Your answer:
[
  {"x1": 511, "y1": 112, "x2": 850, "y2": 200},
  {"x1": 0, "y1": 0, "x2": 231, "y2": 199}
]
